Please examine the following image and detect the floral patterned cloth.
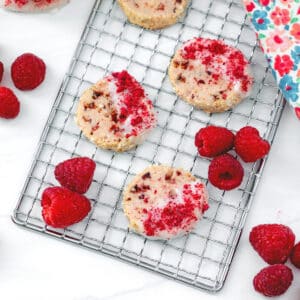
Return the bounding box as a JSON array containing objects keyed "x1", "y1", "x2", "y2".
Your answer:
[{"x1": 243, "y1": 0, "x2": 300, "y2": 119}]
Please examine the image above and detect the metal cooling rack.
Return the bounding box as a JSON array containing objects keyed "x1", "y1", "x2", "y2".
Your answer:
[{"x1": 12, "y1": 0, "x2": 285, "y2": 292}]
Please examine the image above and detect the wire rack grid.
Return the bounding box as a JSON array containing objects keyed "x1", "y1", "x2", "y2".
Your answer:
[{"x1": 12, "y1": 0, "x2": 284, "y2": 292}]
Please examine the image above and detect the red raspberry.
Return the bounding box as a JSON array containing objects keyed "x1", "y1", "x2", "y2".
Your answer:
[
  {"x1": 249, "y1": 224, "x2": 295, "y2": 264},
  {"x1": 208, "y1": 154, "x2": 244, "y2": 190},
  {"x1": 295, "y1": 107, "x2": 300, "y2": 119},
  {"x1": 54, "y1": 157, "x2": 96, "y2": 194},
  {"x1": 0, "y1": 61, "x2": 3, "y2": 83},
  {"x1": 195, "y1": 126, "x2": 234, "y2": 157},
  {"x1": 0, "y1": 87, "x2": 20, "y2": 119},
  {"x1": 11, "y1": 53, "x2": 46, "y2": 90},
  {"x1": 290, "y1": 242, "x2": 300, "y2": 268},
  {"x1": 235, "y1": 126, "x2": 270, "y2": 162},
  {"x1": 41, "y1": 186, "x2": 91, "y2": 228},
  {"x1": 253, "y1": 264, "x2": 293, "y2": 297}
]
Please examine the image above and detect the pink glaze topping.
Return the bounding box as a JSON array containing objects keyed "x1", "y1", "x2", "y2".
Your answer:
[
  {"x1": 143, "y1": 182, "x2": 209, "y2": 236},
  {"x1": 181, "y1": 38, "x2": 252, "y2": 93},
  {"x1": 107, "y1": 70, "x2": 156, "y2": 138},
  {"x1": 5, "y1": 0, "x2": 59, "y2": 7}
]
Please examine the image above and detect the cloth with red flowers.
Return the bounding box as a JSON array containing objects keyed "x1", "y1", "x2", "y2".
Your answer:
[{"x1": 243, "y1": 0, "x2": 300, "y2": 119}]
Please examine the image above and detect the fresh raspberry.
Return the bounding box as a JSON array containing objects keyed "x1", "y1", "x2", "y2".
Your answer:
[
  {"x1": 295, "y1": 107, "x2": 300, "y2": 120},
  {"x1": 0, "y1": 61, "x2": 3, "y2": 83},
  {"x1": 0, "y1": 87, "x2": 20, "y2": 119},
  {"x1": 208, "y1": 154, "x2": 244, "y2": 190},
  {"x1": 41, "y1": 186, "x2": 91, "y2": 228},
  {"x1": 234, "y1": 126, "x2": 270, "y2": 162},
  {"x1": 253, "y1": 264, "x2": 293, "y2": 297},
  {"x1": 54, "y1": 157, "x2": 96, "y2": 194},
  {"x1": 249, "y1": 224, "x2": 295, "y2": 264},
  {"x1": 11, "y1": 53, "x2": 46, "y2": 90},
  {"x1": 194, "y1": 126, "x2": 234, "y2": 157},
  {"x1": 290, "y1": 242, "x2": 300, "y2": 268}
]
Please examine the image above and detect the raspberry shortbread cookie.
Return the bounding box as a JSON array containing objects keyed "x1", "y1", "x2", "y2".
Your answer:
[
  {"x1": 123, "y1": 165, "x2": 209, "y2": 239},
  {"x1": 76, "y1": 71, "x2": 156, "y2": 152},
  {"x1": 118, "y1": 0, "x2": 189, "y2": 30},
  {"x1": 0, "y1": 0, "x2": 69, "y2": 12},
  {"x1": 169, "y1": 38, "x2": 253, "y2": 113}
]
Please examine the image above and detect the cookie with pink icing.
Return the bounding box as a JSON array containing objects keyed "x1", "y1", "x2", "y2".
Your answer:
[
  {"x1": 76, "y1": 70, "x2": 156, "y2": 152},
  {"x1": 0, "y1": 0, "x2": 69, "y2": 11},
  {"x1": 123, "y1": 165, "x2": 209, "y2": 239},
  {"x1": 169, "y1": 38, "x2": 253, "y2": 113},
  {"x1": 118, "y1": 0, "x2": 189, "y2": 30}
]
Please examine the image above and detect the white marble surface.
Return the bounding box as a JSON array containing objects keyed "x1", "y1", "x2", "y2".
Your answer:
[{"x1": 0, "y1": 1, "x2": 300, "y2": 299}]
